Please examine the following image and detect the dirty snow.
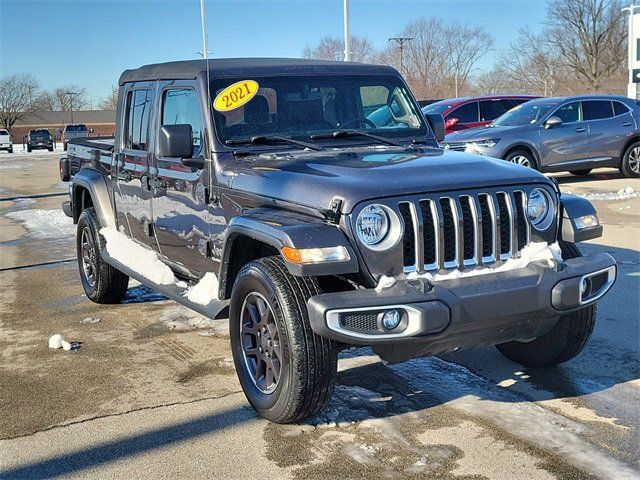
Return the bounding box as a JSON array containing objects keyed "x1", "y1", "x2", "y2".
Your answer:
[
  {"x1": 159, "y1": 306, "x2": 217, "y2": 330},
  {"x1": 6, "y1": 209, "x2": 75, "y2": 239},
  {"x1": 48, "y1": 334, "x2": 71, "y2": 350},
  {"x1": 375, "y1": 275, "x2": 396, "y2": 292},
  {"x1": 567, "y1": 186, "x2": 639, "y2": 201},
  {"x1": 99, "y1": 228, "x2": 176, "y2": 285},
  {"x1": 184, "y1": 272, "x2": 219, "y2": 305}
]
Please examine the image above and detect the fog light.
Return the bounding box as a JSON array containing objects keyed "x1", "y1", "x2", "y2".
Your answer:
[{"x1": 381, "y1": 309, "x2": 402, "y2": 330}]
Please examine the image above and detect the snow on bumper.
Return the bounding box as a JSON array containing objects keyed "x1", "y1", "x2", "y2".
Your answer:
[{"x1": 307, "y1": 252, "x2": 616, "y2": 358}]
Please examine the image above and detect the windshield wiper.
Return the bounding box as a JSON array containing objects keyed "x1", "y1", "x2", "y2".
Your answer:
[
  {"x1": 226, "y1": 135, "x2": 323, "y2": 151},
  {"x1": 310, "y1": 130, "x2": 402, "y2": 147}
]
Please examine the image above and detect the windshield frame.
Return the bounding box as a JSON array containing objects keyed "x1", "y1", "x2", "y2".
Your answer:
[{"x1": 209, "y1": 73, "x2": 431, "y2": 152}]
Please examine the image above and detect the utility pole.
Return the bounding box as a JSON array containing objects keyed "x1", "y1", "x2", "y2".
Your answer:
[
  {"x1": 65, "y1": 91, "x2": 78, "y2": 124},
  {"x1": 622, "y1": 1, "x2": 640, "y2": 99},
  {"x1": 388, "y1": 37, "x2": 413, "y2": 76},
  {"x1": 343, "y1": 0, "x2": 350, "y2": 61}
]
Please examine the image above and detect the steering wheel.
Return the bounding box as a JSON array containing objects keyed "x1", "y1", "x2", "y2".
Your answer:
[{"x1": 339, "y1": 117, "x2": 376, "y2": 129}]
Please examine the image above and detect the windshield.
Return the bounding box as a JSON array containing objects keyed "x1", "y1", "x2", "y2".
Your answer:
[
  {"x1": 491, "y1": 102, "x2": 554, "y2": 127},
  {"x1": 422, "y1": 102, "x2": 450, "y2": 115},
  {"x1": 211, "y1": 74, "x2": 427, "y2": 145}
]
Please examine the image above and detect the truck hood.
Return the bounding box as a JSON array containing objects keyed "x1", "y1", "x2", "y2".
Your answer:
[
  {"x1": 445, "y1": 125, "x2": 529, "y2": 142},
  {"x1": 230, "y1": 146, "x2": 553, "y2": 213}
]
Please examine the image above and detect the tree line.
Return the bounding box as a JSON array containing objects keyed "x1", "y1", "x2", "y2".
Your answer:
[{"x1": 304, "y1": 0, "x2": 628, "y2": 100}]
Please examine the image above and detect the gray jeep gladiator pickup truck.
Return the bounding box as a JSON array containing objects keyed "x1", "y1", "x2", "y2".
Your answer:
[{"x1": 60, "y1": 58, "x2": 616, "y2": 424}]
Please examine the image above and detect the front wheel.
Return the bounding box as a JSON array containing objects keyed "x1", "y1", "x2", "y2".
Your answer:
[
  {"x1": 496, "y1": 241, "x2": 595, "y2": 367},
  {"x1": 77, "y1": 208, "x2": 129, "y2": 303},
  {"x1": 505, "y1": 149, "x2": 537, "y2": 170},
  {"x1": 229, "y1": 256, "x2": 337, "y2": 423}
]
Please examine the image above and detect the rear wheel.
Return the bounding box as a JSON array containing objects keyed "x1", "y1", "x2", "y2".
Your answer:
[
  {"x1": 496, "y1": 241, "x2": 596, "y2": 367},
  {"x1": 77, "y1": 207, "x2": 129, "y2": 303},
  {"x1": 620, "y1": 141, "x2": 640, "y2": 178},
  {"x1": 27, "y1": 145, "x2": 32, "y2": 152},
  {"x1": 569, "y1": 169, "x2": 592, "y2": 176},
  {"x1": 505, "y1": 149, "x2": 537, "y2": 170},
  {"x1": 229, "y1": 256, "x2": 337, "y2": 423}
]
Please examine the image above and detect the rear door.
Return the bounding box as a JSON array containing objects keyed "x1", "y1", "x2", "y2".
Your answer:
[
  {"x1": 539, "y1": 101, "x2": 592, "y2": 168},
  {"x1": 113, "y1": 84, "x2": 155, "y2": 247},
  {"x1": 479, "y1": 99, "x2": 513, "y2": 125},
  {"x1": 445, "y1": 101, "x2": 480, "y2": 132},
  {"x1": 151, "y1": 82, "x2": 213, "y2": 277},
  {"x1": 583, "y1": 100, "x2": 635, "y2": 162}
]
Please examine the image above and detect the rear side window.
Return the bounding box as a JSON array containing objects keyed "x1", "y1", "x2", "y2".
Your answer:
[
  {"x1": 479, "y1": 100, "x2": 512, "y2": 122},
  {"x1": 161, "y1": 89, "x2": 203, "y2": 156},
  {"x1": 553, "y1": 102, "x2": 582, "y2": 123},
  {"x1": 583, "y1": 100, "x2": 614, "y2": 121},
  {"x1": 613, "y1": 101, "x2": 630, "y2": 116},
  {"x1": 448, "y1": 102, "x2": 479, "y2": 123},
  {"x1": 124, "y1": 89, "x2": 152, "y2": 151}
]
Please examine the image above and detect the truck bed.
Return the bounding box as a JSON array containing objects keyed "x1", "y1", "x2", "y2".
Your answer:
[{"x1": 67, "y1": 137, "x2": 114, "y2": 176}]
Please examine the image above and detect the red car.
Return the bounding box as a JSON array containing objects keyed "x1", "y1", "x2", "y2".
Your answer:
[{"x1": 422, "y1": 95, "x2": 539, "y2": 134}]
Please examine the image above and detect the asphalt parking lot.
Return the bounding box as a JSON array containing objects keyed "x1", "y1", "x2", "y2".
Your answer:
[{"x1": 0, "y1": 148, "x2": 638, "y2": 479}]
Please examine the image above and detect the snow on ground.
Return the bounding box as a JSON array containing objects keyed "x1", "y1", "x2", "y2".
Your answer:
[
  {"x1": 159, "y1": 306, "x2": 218, "y2": 331},
  {"x1": 184, "y1": 272, "x2": 219, "y2": 305},
  {"x1": 6, "y1": 209, "x2": 75, "y2": 239},
  {"x1": 566, "y1": 186, "x2": 639, "y2": 201},
  {"x1": 99, "y1": 228, "x2": 176, "y2": 285}
]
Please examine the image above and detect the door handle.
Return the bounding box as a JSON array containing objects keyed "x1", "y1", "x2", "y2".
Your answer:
[
  {"x1": 622, "y1": 122, "x2": 632, "y2": 127},
  {"x1": 575, "y1": 127, "x2": 586, "y2": 132}
]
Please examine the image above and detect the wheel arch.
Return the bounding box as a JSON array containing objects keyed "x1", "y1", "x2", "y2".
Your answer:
[
  {"x1": 502, "y1": 143, "x2": 541, "y2": 168},
  {"x1": 71, "y1": 168, "x2": 115, "y2": 229},
  {"x1": 620, "y1": 134, "x2": 639, "y2": 163}
]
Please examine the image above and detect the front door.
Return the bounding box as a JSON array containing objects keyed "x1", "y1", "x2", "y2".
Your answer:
[
  {"x1": 113, "y1": 85, "x2": 155, "y2": 247},
  {"x1": 152, "y1": 83, "x2": 213, "y2": 277},
  {"x1": 539, "y1": 101, "x2": 592, "y2": 169}
]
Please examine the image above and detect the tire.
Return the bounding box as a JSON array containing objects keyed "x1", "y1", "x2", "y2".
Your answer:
[
  {"x1": 76, "y1": 207, "x2": 129, "y2": 304},
  {"x1": 48, "y1": 146, "x2": 54, "y2": 152},
  {"x1": 27, "y1": 146, "x2": 32, "y2": 153},
  {"x1": 63, "y1": 142, "x2": 68, "y2": 151},
  {"x1": 569, "y1": 169, "x2": 592, "y2": 176},
  {"x1": 619, "y1": 140, "x2": 640, "y2": 178},
  {"x1": 505, "y1": 149, "x2": 538, "y2": 170},
  {"x1": 496, "y1": 241, "x2": 596, "y2": 367},
  {"x1": 8, "y1": 147, "x2": 13, "y2": 153},
  {"x1": 229, "y1": 256, "x2": 337, "y2": 423}
]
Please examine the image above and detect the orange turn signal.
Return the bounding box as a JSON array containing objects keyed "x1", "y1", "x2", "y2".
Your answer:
[{"x1": 281, "y1": 246, "x2": 350, "y2": 264}]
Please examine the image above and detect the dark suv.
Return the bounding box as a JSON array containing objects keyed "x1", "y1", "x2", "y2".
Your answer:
[
  {"x1": 61, "y1": 59, "x2": 615, "y2": 423},
  {"x1": 423, "y1": 95, "x2": 539, "y2": 134},
  {"x1": 26, "y1": 129, "x2": 54, "y2": 152}
]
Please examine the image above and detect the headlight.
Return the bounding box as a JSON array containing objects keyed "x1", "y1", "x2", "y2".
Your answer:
[
  {"x1": 527, "y1": 188, "x2": 554, "y2": 230},
  {"x1": 468, "y1": 138, "x2": 500, "y2": 149},
  {"x1": 356, "y1": 204, "x2": 389, "y2": 246}
]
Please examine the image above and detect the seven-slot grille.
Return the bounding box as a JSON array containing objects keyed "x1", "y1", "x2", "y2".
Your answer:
[{"x1": 400, "y1": 190, "x2": 530, "y2": 272}]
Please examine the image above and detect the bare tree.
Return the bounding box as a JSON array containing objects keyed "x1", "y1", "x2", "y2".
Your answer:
[
  {"x1": 443, "y1": 24, "x2": 493, "y2": 97},
  {"x1": 99, "y1": 87, "x2": 118, "y2": 110},
  {"x1": 303, "y1": 36, "x2": 376, "y2": 62},
  {"x1": 0, "y1": 74, "x2": 39, "y2": 130},
  {"x1": 546, "y1": 0, "x2": 626, "y2": 91},
  {"x1": 52, "y1": 86, "x2": 88, "y2": 111}
]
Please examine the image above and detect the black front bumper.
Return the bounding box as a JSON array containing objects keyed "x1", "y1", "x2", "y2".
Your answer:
[{"x1": 307, "y1": 253, "x2": 616, "y2": 362}]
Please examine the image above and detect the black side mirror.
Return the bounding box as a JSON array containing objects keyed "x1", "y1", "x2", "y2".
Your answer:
[
  {"x1": 159, "y1": 124, "x2": 195, "y2": 159},
  {"x1": 425, "y1": 113, "x2": 445, "y2": 143}
]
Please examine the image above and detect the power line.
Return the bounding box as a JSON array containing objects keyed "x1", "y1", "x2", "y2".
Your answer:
[{"x1": 388, "y1": 37, "x2": 413, "y2": 76}]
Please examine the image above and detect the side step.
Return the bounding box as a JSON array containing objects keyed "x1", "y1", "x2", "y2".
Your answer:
[{"x1": 102, "y1": 251, "x2": 229, "y2": 319}]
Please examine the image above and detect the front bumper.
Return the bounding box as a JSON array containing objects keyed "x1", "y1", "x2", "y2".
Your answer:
[{"x1": 307, "y1": 253, "x2": 616, "y2": 361}]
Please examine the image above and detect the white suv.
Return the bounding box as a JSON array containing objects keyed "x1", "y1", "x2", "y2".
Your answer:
[{"x1": 0, "y1": 129, "x2": 12, "y2": 153}]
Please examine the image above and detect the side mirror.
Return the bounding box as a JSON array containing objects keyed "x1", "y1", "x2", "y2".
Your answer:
[
  {"x1": 445, "y1": 117, "x2": 459, "y2": 128},
  {"x1": 159, "y1": 124, "x2": 194, "y2": 159},
  {"x1": 544, "y1": 116, "x2": 563, "y2": 129},
  {"x1": 425, "y1": 113, "x2": 445, "y2": 143}
]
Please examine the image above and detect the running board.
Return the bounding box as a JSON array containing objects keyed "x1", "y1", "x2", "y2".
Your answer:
[{"x1": 102, "y1": 251, "x2": 228, "y2": 319}]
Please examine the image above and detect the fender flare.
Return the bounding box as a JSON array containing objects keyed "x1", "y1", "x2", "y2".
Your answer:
[
  {"x1": 71, "y1": 168, "x2": 116, "y2": 230},
  {"x1": 218, "y1": 208, "x2": 359, "y2": 299},
  {"x1": 559, "y1": 193, "x2": 602, "y2": 243}
]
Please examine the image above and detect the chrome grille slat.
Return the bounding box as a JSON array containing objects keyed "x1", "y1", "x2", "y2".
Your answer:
[{"x1": 399, "y1": 189, "x2": 531, "y2": 273}]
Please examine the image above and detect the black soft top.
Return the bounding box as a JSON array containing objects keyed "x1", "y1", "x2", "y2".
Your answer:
[{"x1": 118, "y1": 58, "x2": 399, "y2": 85}]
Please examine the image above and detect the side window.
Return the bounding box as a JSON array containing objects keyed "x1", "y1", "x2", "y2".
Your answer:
[
  {"x1": 124, "y1": 89, "x2": 152, "y2": 151},
  {"x1": 479, "y1": 100, "x2": 510, "y2": 122},
  {"x1": 161, "y1": 89, "x2": 203, "y2": 156},
  {"x1": 583, "y1": 100, "x2": 614, "y2": 121},
  {"x1": 448, "y1": 102, "x2": 479, "y2": 124},
  {"x1": 613, "y1": 101, "x2": 630, "y2": 117},
  {"x1": 360, "y1": 85, "x2": 390, "y2": 116},
  {"x1": 553, "y1": 102, "x2": 582, "y2": 123}
]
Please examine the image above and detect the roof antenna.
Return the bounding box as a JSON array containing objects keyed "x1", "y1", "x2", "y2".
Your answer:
[{"x1": 200, "y1": 0, "x2": 212, "y2": 123}]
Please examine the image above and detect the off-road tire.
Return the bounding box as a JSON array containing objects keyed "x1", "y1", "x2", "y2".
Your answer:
[
  {"x1": 619, "y1": 140, "x2": 640, "y2": 178},
  {"x1": 569, "y1": 169, "x2": 592, "y2": 176},
  {"x1": 496, "y1": 241, "x2": 596, "y2": 367},
  {"x1": 229, "y1": 256, "x2": 337, "y2": 423},
  {"x1": 504, "y1": 149, "x2": 538, "y2": 170},
  {"x1": 76, "y1": 207, "x2": 129, "y2": 303}
]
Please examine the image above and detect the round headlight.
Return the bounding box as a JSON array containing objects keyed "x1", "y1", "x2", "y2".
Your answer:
[
  {"x1": 527, "y1": 188, "x2": 554, "y2": 230},
  {"x1": 357, "y1": 204, "x2": 392, "y2": 246}
]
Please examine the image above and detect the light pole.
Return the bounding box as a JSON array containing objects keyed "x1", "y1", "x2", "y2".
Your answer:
[
  {"x1": 65, "y1": 91, "x2": 78, "y2": 124},
  {"x1": 388, "y1": 37, "x2": 413, "y2": 76},
  {"x1": 343, "y1": 0, "x2": 350, "y2": 61},
  {"x1": 623, "y1": 1, "x2": 640, "y2": 99}
]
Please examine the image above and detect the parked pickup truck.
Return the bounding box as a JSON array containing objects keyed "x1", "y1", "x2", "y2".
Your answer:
[{"x1": 61, "y1": 58, "x2": 616, "y2": 424}]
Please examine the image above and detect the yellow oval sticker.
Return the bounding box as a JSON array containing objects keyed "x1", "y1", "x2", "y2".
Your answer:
[{"x1": 213, "y1": 80, "x2": 259, "y2": 112}]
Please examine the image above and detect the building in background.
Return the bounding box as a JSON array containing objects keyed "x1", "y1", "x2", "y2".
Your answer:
[
  {"x1": 627, "y1": 5, "x2": 640, "y2": 99},
  {"x1": 11, "y1": 110, "x2": 115, "y2": 141}
]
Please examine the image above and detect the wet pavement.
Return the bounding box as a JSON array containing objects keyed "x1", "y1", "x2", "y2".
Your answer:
[{"x1": 0, "y1": 150, "x2": 638, "y2": 479}]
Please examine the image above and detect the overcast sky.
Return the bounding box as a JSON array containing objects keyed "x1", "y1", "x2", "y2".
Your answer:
[{"x1": 0, "y1": 0, "x2": 547, "y2": 105}]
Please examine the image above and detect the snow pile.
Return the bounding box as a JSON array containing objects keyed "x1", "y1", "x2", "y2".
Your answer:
[
  {"x1": 159, "y1": 307, "x2": 217, "y2": 330},
  {"x1": 184, "y1": 272, "x2": 219, "y2": 305},
  {"x1": 567, "y1": 186, "x2": 638, "y2": 201},
  {"x1": 99, "y1": 228, "x2": 176, "y2": 285},
  {"x1": 48, "y1": 334, "x2": 72, "y2": 351},
  {"x1": 6, "y1": 209, "x2": 75, "y2": 239},
  {"x1": 377, "y1": 242, "x2": 562, "y2": 289}
]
